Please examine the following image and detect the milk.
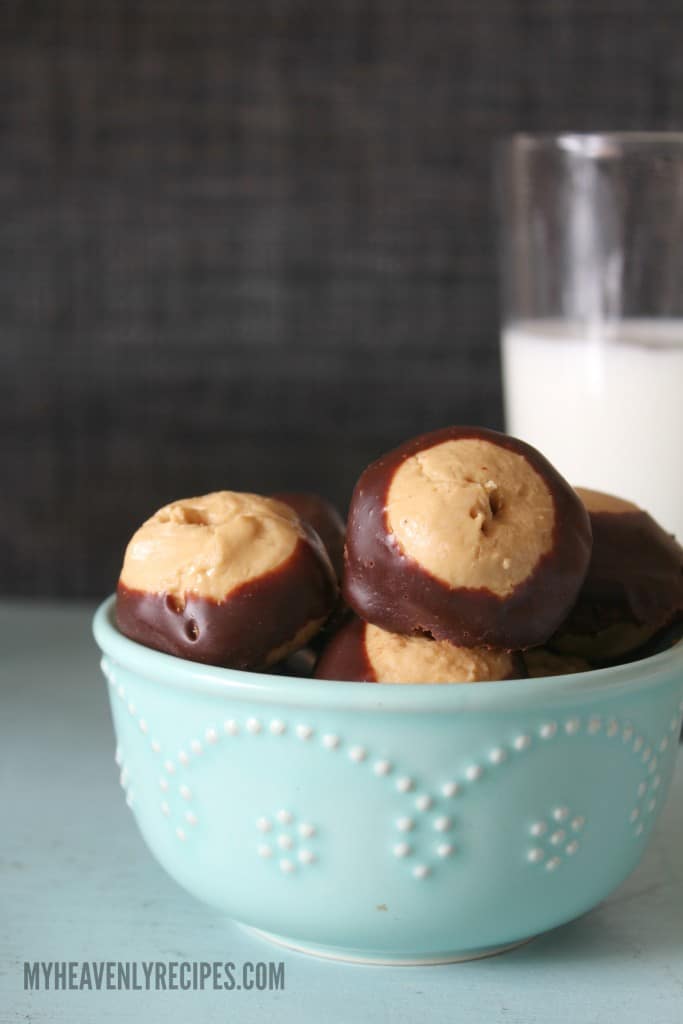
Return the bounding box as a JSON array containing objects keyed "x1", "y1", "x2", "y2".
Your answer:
[{"x1": 502, "y1": 320, "x2": 683, "y2": 540}]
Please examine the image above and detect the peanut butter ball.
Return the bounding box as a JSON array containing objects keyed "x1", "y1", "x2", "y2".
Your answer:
[
  {"x1": 550, "y1": 488, "x2": 683, "y2": 663},
  {"x1": 343, "y1": 426, "x2": 592, "y2": 650},
  {"x1": 116, "y1": 491, "x2": 338, "y2": 669},
  {"x1": 272, "y1": 492, "x2": 345, "y2": 581},
  {"x1": 315, "y1": 618, "x2": 524, "y2": 684}
]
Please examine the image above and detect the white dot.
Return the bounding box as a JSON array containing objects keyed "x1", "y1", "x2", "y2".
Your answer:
[
  {"x1": 298, "y1": 849, "x2": 316, "y2": 865},
  {"x1": 545, "y1": 857, "x2": 561, "y2": 871},
  {"x1": 276, "y1": 809, "x2": 293, "y2": 825},
  {"x1": 465, "y1": 764, "x2": 483, "y2": 782},
  {"x1": 393, "y1": 842, "x2": 412, "y2": 858},
  {"x1": 246, "y1": 718, "x2": 262, "y2": 735},
  {"x1": 279, "y1": 859, "x2": 295, "y2": 873},
  {"x1": 633, "y1": 736, "x2": 644, "y2": 752},
  {"x1": 588, "y1": 717, "x2": 602, "y2": 734},
  {"x1": 270, "y1": 720, "x2": 286, "y2": 735},
  {"x1": 635, "y1": 823, "x2": 644, "y2": 836},
  {"x1": 433, "y1": 816, "x2": 452, "y2": 832},
  {"x1": 513, "y1": 734, "x2": 531, "y2": 751},
  {"x1": 176, "y1": 828, "x2": 186, "y2": 842},
  {"x1": 164, "y1": 760, "x2": 175, "y2": 774},
  {"x1": 396, "y1": 776, "x2": 414, "y2": 793},
  {"x1": 564, "y1": 718, "x2": 580, "y2": 735},
  {"x1": 179, "y1": 784, "x2": 192, "y2": 801},
  {"x1": 630, "y1": 808, "x2": 640, "y2": 823},
  {"x1": 396, "y1": 816, "x2": 414, "y2": 832},
  {"x1": 637, "y1": 782, "x2": 647, "y2": 797},
  {"x1": 322, "y1": 734, "x2": 340, "y2": 750},
  {"x1": 436, "y1": 843, "x2": 454, "y2": 858},
  {"x1": 553, "y1": 806, "x2": 569, "y2": 822},
  {"x1": 489, "y1": 747, "x2": 507, "y2": 764},
  {"x1": 550, "y1": 829, "x2": 566, "y2": 846},
  {"x1": 529, "y1": 821, "x2": 547, "y2": 837},
  {"x1": 349, "y1": 745, "x2": 367, "y2": 762},
  {"x1": 256, "y1": 817, "x2": 272, "y2": 833},
  {"x1": 648, "y1": 758, "x2": 658, "y2": 774},
  {"x1": 441, "y1": 781, "x2": 460, "y2": 797},
  {"x1": 652, "y1": 774, "x2": 661, "y2": 789},
  {"x1": 117, "y1": 685, "x2": 125, "y2": 699},
  {"x1": 161, "y1": 801, "x2": 169, "y2": 816},
  {"x1": 191, "y1": 739, "x2": 202, "y2": 755},
  {"x1": 298, "y1": 823, "x2": 316, "y2": 838},
  {"x1": 373, "y1": 759, "x2": 392, "y2": 776},
  {"x1": 415, "y1": 794, "x2": 433, "y2": 811},
  {"x1": 151, "y1": 739, "x2": 161, "y2": 753},
  {"x1": 527, "y1": 847, "x2": 544, "y2": 863},
  {"x1": 571, "y1": 816, "x2": 585, "y2": 831},
  {"x1": 185, "y1": 811, "x2": 198, "y2": 826},
  {"x1": 642, "y1": 747, "x2": 652, "y2": 761},
  {"x1": 412, "y1": 865, "x2": 430, "y2": 879},
  {"x1": 159, "y1": 777, "x2": 168, "y2": 791},
  {"x1": 127, "y1": 702, "x2": 136, "y2": 716},
  {"x1": 539, "y1": 722, "x2": 557, "y2": 739},
  {"x1": 139, "y1": 719, "x2": 148, "y2": 734},
  {"x1": 178, "y1": 750, "x2": 189, "y2": 765},
  {"x1": 606, "y1": 720, "x2": 619, "y2": 738},
  {"x1": 224, "y1": 719, "x2": 239, "y2": 736},
  {"x1": 114, "y1": 747, "x2": 123, "y2": 766},
  {"x1": 565, "y1": 840, "x2": 579, "y2": 855},
  {"x1": 622, "y1": 724, "x2": 634, "y2": 741},
  {"x1": 659, "y1": 737, "x2": 669, "y2": 752},
  {"x1": 647, "y1": 798, "x2": 657, "y2": 813},
  {"x1": 205, "y1": 727, "x2": 218, "y2": 744},
  {"x1": 258, "y1": 844, "x2": 272, "y2": 858},
  {"x1": 277, "y1": 834, "x2": 293, "y2": 850},
  {"x1": 296, "y1": 723, "x2": 313, "y2": 740}
]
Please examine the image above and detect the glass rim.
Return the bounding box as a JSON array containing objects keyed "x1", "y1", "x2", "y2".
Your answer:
[{"x1": 499, "y1": 131, "x2": 683, "y2": 157}]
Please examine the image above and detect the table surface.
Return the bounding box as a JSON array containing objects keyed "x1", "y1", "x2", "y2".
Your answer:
[{"x1": 2, "y1": 602, "x2": 682, "y2": 1024}]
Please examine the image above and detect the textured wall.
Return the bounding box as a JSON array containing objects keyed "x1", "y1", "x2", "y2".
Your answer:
[{"x1": 2, "y1": 1, "x2": 683, "y2": 596}]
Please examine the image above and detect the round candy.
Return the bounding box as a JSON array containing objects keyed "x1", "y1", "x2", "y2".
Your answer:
[
  {"x1": 315, "y1": 618, "x2": 524, "y2": 684},
  {"x1": 550, "y1": 488, "x2": 683, "y2": 662},
  {"x1": 522, "y1": 647, "x2": 591, "y2": 678},
  {"x1": 343, "y1": 426, "x2": 592, "y2": 650},
  {"x1": 272, "y1": 492, "x2": 345, "y2": 581},
  {"x1": 116, "y1": 491, "x2": 338, "y2": 669}
]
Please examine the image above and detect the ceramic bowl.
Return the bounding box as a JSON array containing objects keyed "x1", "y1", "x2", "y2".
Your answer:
[{"x1": 93, "y1": 596, "x2": 682, "y2": 964}]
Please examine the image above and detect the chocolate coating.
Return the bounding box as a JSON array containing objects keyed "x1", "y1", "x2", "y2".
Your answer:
[
  {"x1": 117, "y1": 538, "x2": 337, "y2": 669},
  {"x1": 551, "y1": 489, "x2": 683, "y2": 662},
  {"x1": 315, "y1": 617, "x2": 525, "y2": 684},
  {"x1": 343, "y1": 426, "x2": 592, "y2": 650},
  {"x1": 273, "y1": 492, "x2": 346, "y2": 581}
]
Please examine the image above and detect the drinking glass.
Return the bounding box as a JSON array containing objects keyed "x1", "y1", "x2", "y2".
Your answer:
[{"x1": 498, "y1": 133, "x2": 683, "y2": 539}]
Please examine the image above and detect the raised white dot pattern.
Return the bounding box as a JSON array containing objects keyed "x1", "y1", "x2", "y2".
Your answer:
[
  {"x1": 433, "y1": 816, "x2": 452, "y2": 833},
  {"x1": 205, "y1": 727, "x2": 218, "y2": 744},
  {"x1": 564, "y1": 718, "x2": 580, "y2": 735},
  {"x1": 373, "y1": 759, "x2": 392, "y2": 776},
  {"x1": 276, "y1": 809, "x2": 293, "y2": 825},
  {"x1": 322, "y1": 734, "x2": 340, "y2": 750},
  {"x1": 396, "y1": 776, "x2": 414, "y2": 793},
  {"x1": 190, "y1": 739, "x2": 202, "y2": 755},
  {"x1": 224, "y1": 719, "x2": 239, "y2": 736},
  {"x1": 270, "y1": 720, "x2": 286, "y2": 735},
  {"x1": 415, "y1": 794, "x2": 433, "y2": 811},
  {"x1": 396, "y1": 817, "x2": 414, "y2": 833},
  {"x1": 441, "y1": 781, "x2": 460, "y2": 797},
  {"x1": 539, "y1": 722, "x2": 557, "y2": 739},
  {"x1": 349, "y1": 746, "x2": 367, "y2": 763},
  {"x1": 513, "y1": 734, "x2": 531, "y2": 751},
  {"x1": 527, "y1": 806, "x2": 585, "y2": 871},
  {"x1": 246, "y1": 718, "x2": 262, "y2": 735},
  {"x1": 393, "y1": 842, "x2": 412, "y2": 858},
  {"x1": 489, "y1": 747, "x2": 507, "y2": 765},
  {"x1": 465, "y1": 764, "x2": 483, "y2": 782},
  {"x1": 412, "y1": 865, "x2": 430, "y2": 879},
  {"x1": 437, "y1": 843, "x2": 454, "y2": 858},
  {"x1": 296, "y1": 724, "x2": 313, "y2": 740}
]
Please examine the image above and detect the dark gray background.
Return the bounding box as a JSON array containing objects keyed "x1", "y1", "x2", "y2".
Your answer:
[{"x1": 3, "y1": 1, "x2": 682, "y2": 597}]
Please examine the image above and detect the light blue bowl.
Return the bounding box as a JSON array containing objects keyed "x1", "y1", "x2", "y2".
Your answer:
[{"x1": 93, "y1": 596, "x2": 683, "y2": 964}]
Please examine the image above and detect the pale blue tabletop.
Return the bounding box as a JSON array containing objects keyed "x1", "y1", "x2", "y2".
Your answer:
[{"x1": 2, "y1": 602, "x2": 682, "y2": 1024}]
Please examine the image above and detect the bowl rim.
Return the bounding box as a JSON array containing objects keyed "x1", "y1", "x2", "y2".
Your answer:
[{"x1": 93, "y1": 596, "x2": 683, "y2": 714}]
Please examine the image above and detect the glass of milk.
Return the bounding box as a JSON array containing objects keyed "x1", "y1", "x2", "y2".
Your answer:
[{"x1": 498, "y1": 133, "x2": 683, "y2": 540}]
